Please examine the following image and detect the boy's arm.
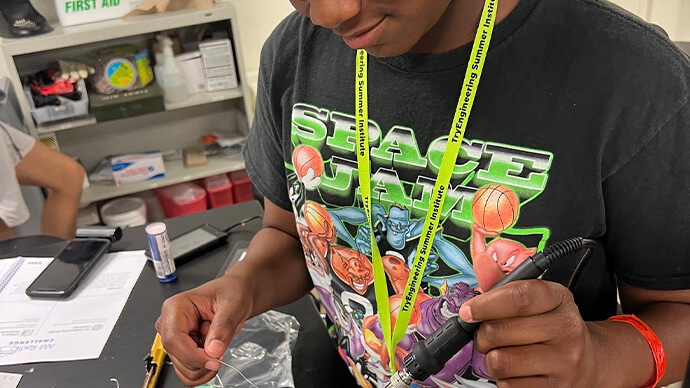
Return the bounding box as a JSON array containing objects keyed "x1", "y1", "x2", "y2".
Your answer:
[
  {"x1": 461, "y1": 280, "x2": 690, "y2": 387},
  {"x1": 609, "y1": 282, "x2": 690, "y2": 386},
  {"x1": 229, "y1": 199, "x2": 314, "y2": 317},
  {"x1": 157, "y1": 199, "x2": 313, "y2": 386}
]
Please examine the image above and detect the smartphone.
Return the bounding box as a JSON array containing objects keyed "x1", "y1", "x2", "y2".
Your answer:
[
  {"x1": 147, "y1": 224, "x2": 228, "y2": 265},
  {"x1": 25, "y1": 238, "x2": 111, "y2": 298}
]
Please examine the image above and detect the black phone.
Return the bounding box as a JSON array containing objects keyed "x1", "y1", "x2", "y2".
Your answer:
[
  {"x1": 146, "y1": 224, "x2": 228, "y2": 265},
  {"x1": 25, "y1": 238, "x2": 111, "y2": 298}
]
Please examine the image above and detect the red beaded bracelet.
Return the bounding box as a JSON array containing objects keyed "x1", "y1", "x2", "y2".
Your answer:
[{"x1": 607, "y1": 314, "x2": 667, "y2": 388}]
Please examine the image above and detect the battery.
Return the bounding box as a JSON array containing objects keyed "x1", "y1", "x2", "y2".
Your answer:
[{"x1": 145, "y1": 222, "x2": 177, "y2": 282}]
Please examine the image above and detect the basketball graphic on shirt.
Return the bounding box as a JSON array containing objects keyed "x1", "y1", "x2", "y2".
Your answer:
[
  {"x1": 292, "y1": 145, "x2": 324, "y2": 190},
  {"x1": 304, "y1": 201, "x2": 336, "y2": 242},
  {"x1": 472, "y1": 184, "x2": 520, "y2": 232}
]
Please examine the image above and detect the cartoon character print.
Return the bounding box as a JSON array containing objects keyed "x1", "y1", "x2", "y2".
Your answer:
[
  {"x1": 417, "y1": 282, "x2": 477, "y2": 383},
  {"x1": 339, "y1": 348, "x2": 374, "y2": 388},
  {"x1": 471, "y1": 224, "x2": 536, "y2": 293},
  {"x1": 298, "y1": 201, "x2": 336, "y2": 284},
  {"x1": 361, "y1": 254, "x2": 486, "y2": 387},
  {"x1": 333, "y1": 296, "x2": 367, "y2": 360},
  {"x1": 288, "y1": 173, "x2": 306, "y2": 215},
  {"x1": 292, "y1": 145, "x2": 324, "y2": 190},
  {"x1": 289, "y1": 137, "x2": 545, "y2": 387},
  {"x1": 297, "y1": 222, "x2": 331, "y2": 282},
  {"x1": 331, "y1": 245, "x2": 374, "y2": 295},
  {"x1": 361, "y1": 252, "x2": 427, "y2": 383},
  {"x1": 329, "y1": 204, "x2": 477, "y2": 290},
  {"x1": 469, "y1": 184, "x2": 537, "y2": 292}
]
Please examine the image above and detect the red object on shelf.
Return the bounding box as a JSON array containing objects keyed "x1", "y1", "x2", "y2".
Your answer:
[
  {"x1": 229, "y1": 169, "x2": 254, "y2": 203},
  {"x1": 156, "y1": 182, "x2": 207, "y2": 218},
  {"x1": 202, "y1": 174, "x2": 234, "y2": 209}
]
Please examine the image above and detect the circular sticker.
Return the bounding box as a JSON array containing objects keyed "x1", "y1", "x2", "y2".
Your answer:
[{"x1": 104, "y1": 58, "x2": 137, "y2": 90}]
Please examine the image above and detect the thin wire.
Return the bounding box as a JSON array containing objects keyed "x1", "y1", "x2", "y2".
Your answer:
[
  {"x1": 212, "y1": 374, "x2": 225, "y2": 388},
  {"x1": 216, "y1": 358, "x2": 259, "y2": 388},
  {"x1": 223, "y1": 215, "x2": 263, "y2": 234},
  {"x1": 567, "y1": 239, "x2": 598, "y2": 292}
]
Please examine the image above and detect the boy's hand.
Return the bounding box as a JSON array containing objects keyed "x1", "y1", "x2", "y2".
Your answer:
[
  {"x1": 460, "y1": 280, "x2": 600, "y2": 387},
  {"x1": 156, "y1": 275, "x2": 253, "y2": 386}
]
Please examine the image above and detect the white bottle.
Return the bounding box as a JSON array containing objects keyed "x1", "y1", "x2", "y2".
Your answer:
[
  {"x1": 153, "y1": 50, "x2": 165, "y2": 89},
  {"x1": 157, "y1": 35, "x2": 189, "y2": 104}
]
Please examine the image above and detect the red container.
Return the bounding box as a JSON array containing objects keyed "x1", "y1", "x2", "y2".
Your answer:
[
  {"x1": 156, "y1": 182, "x2": 207, "y2": 218},
  {"x1": 202, "y1": 174, "x2": 234, "y2": 209},
  {"x1": 229, "y1": 169, "x2": 254, "y2": 203}
]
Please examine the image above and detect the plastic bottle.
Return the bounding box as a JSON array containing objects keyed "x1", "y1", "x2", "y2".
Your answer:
[
  {"x1": 157, "y1": 34, "x2": 189, "y2": 103},
  {"x1": 153, "y1": 50, "x2": 165, "y2": 88}
]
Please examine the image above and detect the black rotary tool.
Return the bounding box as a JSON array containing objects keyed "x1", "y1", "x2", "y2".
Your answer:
[{"x1": 386, "y1": 237, "x2": 597, "y2": 388}]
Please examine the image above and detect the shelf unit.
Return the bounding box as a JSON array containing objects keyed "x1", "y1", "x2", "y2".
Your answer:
[
  {"x1": 81, "y1": 153, "x2": 245, "y2": 206},
  {"x1": 1, "y1": 3, "x2": 238, "y2": 56},
  {"x1": 0, "y1": 3, "x2": 255, "y2": 208},
  {"x1": 36, "y1": 86, "x2": 244, "y2": 134}
]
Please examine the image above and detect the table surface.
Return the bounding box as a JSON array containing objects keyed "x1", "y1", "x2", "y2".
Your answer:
[{"x1": 0, "y1": 201, "x2": 356, "y2": 388}]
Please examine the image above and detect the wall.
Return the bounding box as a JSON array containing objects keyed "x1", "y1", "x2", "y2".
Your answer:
[
  {"x1": 229, "y1": 0, "x2": 295, "y2": 77},
  {"x1": 648, "y1": 0, "x2": 690, "y2": 41},
  {"x1": 610, "y1": 0, "x2": 690, "y2": 41}
]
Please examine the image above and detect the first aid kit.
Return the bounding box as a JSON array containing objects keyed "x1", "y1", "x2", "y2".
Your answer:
[{"x1": 54, "y1": 0, "x2": 137, "y2": 27}]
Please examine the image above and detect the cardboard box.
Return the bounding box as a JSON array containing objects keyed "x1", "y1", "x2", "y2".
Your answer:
[
  {"x1": 176, "y1": 51, "x2": 207, "y2": 94},
  {"x1": 111, "y1": 151, "x2": 165, "y2": 187},
  {"x1": 199, "y1": 39, "x2": 238, "y2": 91},
  {"x1": 90, "y1": 82, "x2": 164, "y2": 122}
]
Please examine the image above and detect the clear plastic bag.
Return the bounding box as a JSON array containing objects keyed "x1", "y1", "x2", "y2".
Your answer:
[
  {"x1": 87, "y1": 156, "x2": 115, "y2": 184},
  {"x1": 201, "y1": 310, "x2": 300, "y2": 388}
]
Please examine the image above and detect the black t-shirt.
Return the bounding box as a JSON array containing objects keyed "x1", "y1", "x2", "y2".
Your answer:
[{"x1": 243, "y1": 0, "x2": 690, "y2": 386}]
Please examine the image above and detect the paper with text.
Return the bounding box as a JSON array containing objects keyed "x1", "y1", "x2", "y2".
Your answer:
[
  {"x1": 0, "y1": 251, "x2": 147, "y2": 366},
  {"x1": 0, "y1": 372, "x2": 21, "y2": 388}
]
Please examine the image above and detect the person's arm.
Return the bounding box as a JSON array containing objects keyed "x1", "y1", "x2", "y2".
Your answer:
[
  {"x1": 0, "y1": 220, "x2": 14, "y2": 241},
  {"x1": 597, "y1": 282, "x2": 690, "y2": 386},
  {"x1": 225, "y1": 199, "x2": 314, "y2": 318},
  {"x1": 156, "y1": 199, "x2": 312, "y2": 386},
  {"x1": 458, "y1": 280, "x2": 690, "y2": 387},
  {"x1": 15, "y1": 141, "x2": 84, "y2": 240}
]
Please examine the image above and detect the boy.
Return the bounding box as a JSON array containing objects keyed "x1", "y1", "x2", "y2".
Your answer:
[{"x1": 156, "y1": 0, "x2": 690, "y2": 387}]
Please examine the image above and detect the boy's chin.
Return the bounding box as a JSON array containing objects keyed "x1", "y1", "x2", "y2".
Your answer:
[{"x1": 356, "y1": 42, "x2": 416, "y2": 58}]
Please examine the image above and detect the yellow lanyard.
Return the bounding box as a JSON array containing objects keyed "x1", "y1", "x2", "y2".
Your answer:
[{"x1": 355, "y1": 0, "x2": 498, "y2": 373}]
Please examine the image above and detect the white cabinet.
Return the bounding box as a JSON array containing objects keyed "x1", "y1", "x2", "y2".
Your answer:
[{"x1": 0, "y1": 3, "x2": 254, "y2": 207}]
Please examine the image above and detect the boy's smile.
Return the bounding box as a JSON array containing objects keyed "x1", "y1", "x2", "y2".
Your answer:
[{"x1": 289, "y1": 0, "x2": 519, "y2": 57}]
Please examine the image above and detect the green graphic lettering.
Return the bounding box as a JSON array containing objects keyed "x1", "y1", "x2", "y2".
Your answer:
[
  {"x1": 411, "y1": 176, "x2": 435, "y2": 217},
  {"x1": 371, "y1": 126, "x2": 426, "y2": 169},
  {"x1": 371, "y1": 168, "x2": 413, "y2": 209},
  {"x1": 327, "y1": 111, "x2": 381, "y2": 154},
  {"x1": 476, "y1": 143, "x2": 553, "y2": 205},
  {"x1": 288, "y1": 103, "x2": 554, "y2": 239},
  {"x1": 291, "y1": 103, "x2": 329, "y2": 149},
  {"x1": 321, "y1": 156, "x2": 358, "y2": 197},
  {"x1": 449, "y1": 185, "x2": 479, "y2": 229},
  {"x1": 427, "y1": 137, "x2": 483, "y2": 180},
  {"x1": 411, "y1": 176, "x2": 472, "y2": 224}
]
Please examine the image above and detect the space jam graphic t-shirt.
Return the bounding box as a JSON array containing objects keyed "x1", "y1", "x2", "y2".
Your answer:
[{"x1": 242, "y1": 0, "x2": 690, "y2": 386}]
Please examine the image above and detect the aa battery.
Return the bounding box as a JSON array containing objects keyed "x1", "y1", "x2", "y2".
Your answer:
[{"x1": 145, "y1": 222, "x2": 177, "y2": 283}]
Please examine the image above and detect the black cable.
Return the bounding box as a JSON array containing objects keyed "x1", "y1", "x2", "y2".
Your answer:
[
  {"x1": 224, "y1": 215, "x2": 263, "y2": 234},
  {"x1": 395, "y1": 236, "x2": 599, "y2": 385},
  {"x1": 567, "y1": 238, "x2": 597, "y2": 291}
]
